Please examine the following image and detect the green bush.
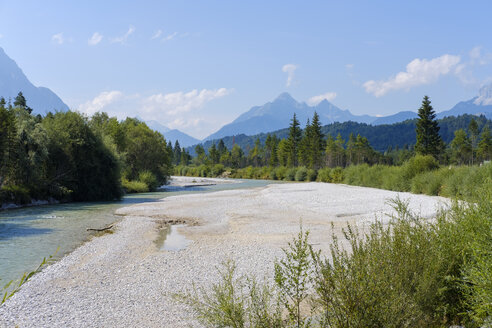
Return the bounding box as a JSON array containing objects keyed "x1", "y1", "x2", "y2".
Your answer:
[
  {"x1": 285, "y1": 168, "x2": 296, "y2": 181},
  {"x1": 276, "y1": 166, "x2": 288, "y2": 180},
  {"x1": 295, "y1": 167, "x2": 308, "y2": 181},
  {"x1": 138, "y1": 171, "x2": 159, "y2": 191},
  {"x1": 317, "y1": 167, "x2": 331, "y2": 182},
  {"x1": 0, "y1": 185, "x2": 31, "y2": 205},
  {"x1": 307, "y1": 169, "x2": 317, "y2": 181},
  {"x1": 330, "y1": 167, "x2": 344, "y2": 183},
  {"x1": 178, "y1": 194, "x2": 492, "y2": 327},
  {"x1": 269, "y1": 168, "x2": 278, "y2": 180},
  {"x1": 211, "y1": 164, "x2": 225, "y2": 177},
  {"x1": 122, "y1": 178, "x2": 148, "y2": 193}
]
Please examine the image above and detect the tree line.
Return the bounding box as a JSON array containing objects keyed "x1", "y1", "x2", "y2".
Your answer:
[
  {"x1": 174, "y1": 96, "x2": 491, "y2": 170},
  {"x1": 0, "y1": 92, "x2": 173, "y2": 204}
]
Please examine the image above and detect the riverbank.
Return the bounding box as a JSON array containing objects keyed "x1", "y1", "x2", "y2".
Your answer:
[{"x1": 0, "y1": 181, "x2": 448, "y2": 327}]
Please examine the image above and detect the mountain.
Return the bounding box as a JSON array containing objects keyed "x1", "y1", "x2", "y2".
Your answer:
[
  {"x1": 163, "y1": 129, "x2": 201, "y2": 148},
  {"x1": 144, "y1": 120, "x2": 200, "y2": 147},
  {"x1": 204, "y1": 93, "x2": 376, "y2": 141},
  {"x1": 436, "y1": 84, "x2": 492, "y2": 120},
  {"x1": 0, "y1": 47, "x2": 69, "y2": 114},
  {"x1": 371, "y1": 111, "x2": 418, "y2": 125},
  {"x1": 191, "y1": 114, "x2": 491, "y2": 154}
]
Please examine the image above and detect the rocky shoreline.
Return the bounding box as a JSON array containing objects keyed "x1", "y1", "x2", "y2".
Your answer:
[{"x1": 0, "y1": 180, "x2": 448, "y2": 327}]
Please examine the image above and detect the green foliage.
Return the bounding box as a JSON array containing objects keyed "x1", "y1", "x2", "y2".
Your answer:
[
  {"x1": 175, "y1": 260, "x2": 284, "y2": 328},
  {"x1": 275, "y1": 227, "x2": 313, "y2": 327},
  {"x1": 285, "y1": 168, "x2": 297, "y2": 181},
  {"x1": 121, "y1": 178, "x2": 149, "y2": 193},
  {"x1": 295, "y1": 167, "x2": 308, "y2": 182},
  {"x1": 43, "y1": 111, "x2": 122, "y2": 201},
  {"x1": 179, "y1": 193, "x2": 492, "y2": 327},
  {"x1": 415, "y1": 96, "x2": 443, "y2": 158},
  {"x1": 0, "y1": 184, "x2": 31, "y2": 204},
  {"x1": 138, "y1": 171, "x2": 159, "y2": 191}
]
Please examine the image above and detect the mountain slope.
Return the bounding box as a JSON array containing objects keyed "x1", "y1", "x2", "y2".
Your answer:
[
  {"x1": 191, "y1": 114, "x2": 491, "y2": 154},
  {"x1": 144, "y1": 120, "x2": 199, "y2": 147},
  {"x1": 0, "y1": 47, "x2": 69, "y2": 114},
  {"x1": 204, "y1": 93, "x2": 377, "y2": 141}
]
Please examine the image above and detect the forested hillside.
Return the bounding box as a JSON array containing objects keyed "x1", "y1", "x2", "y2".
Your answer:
[{"x1": 194, "y1": 114, "x2": 491, "y2": 153}]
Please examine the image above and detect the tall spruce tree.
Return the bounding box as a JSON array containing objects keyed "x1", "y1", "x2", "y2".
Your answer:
[
  {"x1": 309, "y1": 112, "x2": 324, "y2": 169},
  {"x1": 415, "y1": 96, "x2": 442, "y2": 158},
  {"x1": 287, "y1": 113, "x2": 302, "y2": 167}
]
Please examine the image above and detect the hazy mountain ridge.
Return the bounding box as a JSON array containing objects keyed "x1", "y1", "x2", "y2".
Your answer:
[
  {"x1": 204, "y1": 93, "x2": 376, "y2": 141},
  {"x1": 193, "y1": 114, "x2": 491, "y2": 155},
  {"x1": 204, "y1": 85, "x2": 492, "y2": 142},
  {"x1": 144, "y1": 120, "x2": 199, "y2": 147},
  {"x1": 0, "y1": 47, "x2": 69, "y2": 114}
]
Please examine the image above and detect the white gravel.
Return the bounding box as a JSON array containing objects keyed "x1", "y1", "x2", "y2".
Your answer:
[{"x1": 0, "y1": 181, "x2": 449, "y2": 327}]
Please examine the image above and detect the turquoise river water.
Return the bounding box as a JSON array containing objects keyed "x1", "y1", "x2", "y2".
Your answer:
[{"x1": 0, "y1": 179, "x2": 272, "y2": 285}]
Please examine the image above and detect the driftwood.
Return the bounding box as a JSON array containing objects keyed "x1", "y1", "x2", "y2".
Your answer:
[{"x1": 87, "y1": 224, "x2": 114, "y2": 232}]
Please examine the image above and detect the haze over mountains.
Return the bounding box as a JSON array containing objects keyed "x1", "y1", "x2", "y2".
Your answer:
[
  {"x1": 0, "y1": 47, "x2": 68, "y2": 114},
  {"x1": 203, "y1": 87, "x2": 492, "y2": 142},
  {"x1": 1, "y1": 45, "x2": 492, "y2": 148}
]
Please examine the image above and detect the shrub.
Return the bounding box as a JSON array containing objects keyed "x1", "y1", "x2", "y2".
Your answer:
[
  {"x1": 211, "y1": 164, "x2": 225, "y2": 177},
  {"x1": 330, "y1": 167, "x2": 344, "y2": 183},
  {"x1": 269, "y1": 168, "x2": 278, "y2": 180},
  {"x1": 295, "y1": 167, "x2": 308, "y2": 181},
  {"x1": 0, "y1": 185, "x2": 31, "y2": 204},
  {"x1": 307, "y1": 169, "x2": 317, "y2": 182},
  {"x1": 316, "y1": 167, "x2": 331, "y2": 182},
  {"x1": 138, "y1": 171, "x2": 159, "y2": 191},
  {"x1": 276, "y1": 166, "x2": 288, "y2": 180},
  {"x1": 285, "y1": 168, "x2": 296, "y2": 181},
  {"x1": 122, "y1": 178, "x2": 148, "y2": 193}
]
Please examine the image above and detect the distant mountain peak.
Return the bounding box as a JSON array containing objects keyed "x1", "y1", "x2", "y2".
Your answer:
[
  {"x1": 474, "y1": 83, "x2": 492, "y2": 106},
  {"x1": 274, "y1": 92, "x2": 296, "y2": 103},
  {"x1": 0, "y1": 47, "x2": 69, "y2": 114}
]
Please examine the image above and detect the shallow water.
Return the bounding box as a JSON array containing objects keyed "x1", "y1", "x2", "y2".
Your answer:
[
  {"x1": 155, "y1": 224, "x2": 191, "y2": 251},
  {"x1": 0, "y1": 179, "x2": 272, "y2": 284}
]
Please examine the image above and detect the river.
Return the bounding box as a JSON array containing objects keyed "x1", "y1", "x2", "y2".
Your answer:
[{"x1": 0, "y1": 179, "x2": 271, "y2": 285}]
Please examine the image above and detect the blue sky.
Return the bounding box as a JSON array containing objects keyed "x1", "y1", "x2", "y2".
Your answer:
[{"x1": 1, "y1": 0, "x2": 492, "y2": 138}]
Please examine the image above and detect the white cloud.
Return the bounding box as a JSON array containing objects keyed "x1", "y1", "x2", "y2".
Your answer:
[
  {"x1": 345, "y1": 63, "x2": 354, "y2": 70},
  {"x1": 51, "y1": 33, "x2": 65, "y2": 45},
  {"x1": 363, "y1": 54, "x2": 461, "y2": 97},
  {"x1": 282, "y1": 64, "x2": 297, "y2": 87},
  {"x1": 151, "y1": 29, "x2": 162, "y2": 40},
  {"x1": 307, "y1": 92, "x2": 337, "y2": 106},
  {"x1": 143, "y1": 88, "x2": 231, "y2": 115},
  {"x1": 88, "y1": 32, "x2": 103, "y2": 46},
  {"x1": 162, "y1": 32, "x2": 178, "y2": 42},
  {"x1": 111, "y1": 25, "x2": 135, "y2": 44},
  {"x1": 0, "y1": 33, "x2": 3, "y2": 39},
  {"x1": 78, "y1": 91, "x2": 124, "y2": 116}
]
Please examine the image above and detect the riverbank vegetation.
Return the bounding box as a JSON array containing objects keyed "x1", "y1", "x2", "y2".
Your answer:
[
  {"x1": 179, "y1": 189, "x2": 492, "y2": 327},
  {"x1": 173, "y1": 97, "x2": 492, "y2": 201},
  {"x1": 177, "y1": 96, "x2": 492, "y2": 326},
  {"x1": 0, "y1": 93, "x2": 172, "y2": 205}
]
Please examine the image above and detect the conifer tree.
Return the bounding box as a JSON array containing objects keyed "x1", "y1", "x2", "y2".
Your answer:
[
  {"x1": 173, "y1": 140, "x2": 181, "y2": 165},
  {"x1": 309, "y1": 112, "x2": 324, "y2": 169},
  {"x1": 287, "y1": 113, "x2": 302, "y2": 167},
  {"x1": 477, "y1": 126, "x2": 492, "y2": 161},
  {"x1": 451, "y1": 129, "x2": 472, "y2": 165},
  {"x1": 468, "y1": 119, "x2": 479, "y2": 165},
  {"x1": 209, "y1": 143, "x2": 220, "y2": 164},
  {"x1": 415, "y1": 96, "x2": 442, "y2": 158}
]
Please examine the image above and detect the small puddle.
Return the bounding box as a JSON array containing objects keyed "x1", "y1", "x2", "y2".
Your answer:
[{"x1": 155, "y1": 224, "x2": 192, "y2": 251}]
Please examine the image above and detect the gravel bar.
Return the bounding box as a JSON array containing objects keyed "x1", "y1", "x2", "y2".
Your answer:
[{"x1": 0, "y1": 182, "x2": 449, "y2": 327}]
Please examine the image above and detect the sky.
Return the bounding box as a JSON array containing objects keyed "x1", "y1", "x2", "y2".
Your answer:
[{"x1": 1, "y1": 0, "x2": 492, "y2": 139}]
